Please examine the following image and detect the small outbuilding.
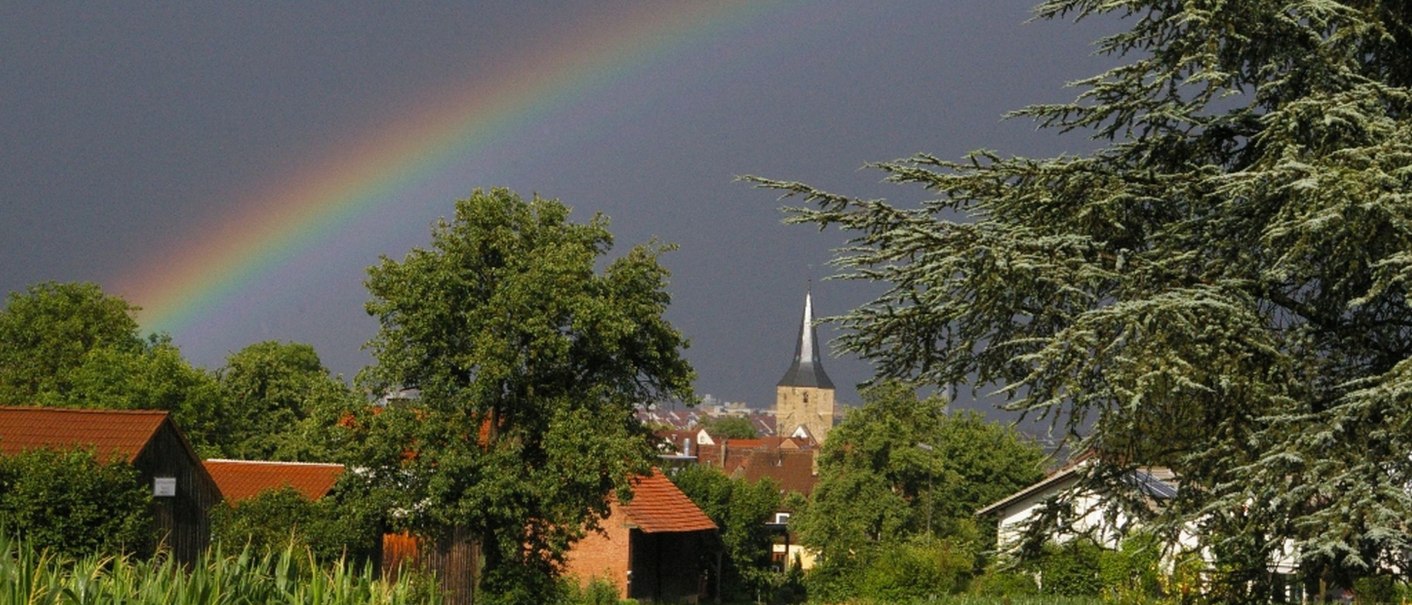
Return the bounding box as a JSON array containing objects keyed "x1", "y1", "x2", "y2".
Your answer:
[
  {"x1": 0, "y1": 406, "x2": 222, "y2": 563},
  {"x1": 563, "y1": 468, "x2": 718, "y2": 603}
]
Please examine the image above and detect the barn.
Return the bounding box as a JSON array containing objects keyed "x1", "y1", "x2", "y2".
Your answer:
[
  {"x1": 563, "y1": 469, "x2": 718, "y2": 603},
  {"x1": 0, "y1": 406, "x2": 222, "y2": 563}
]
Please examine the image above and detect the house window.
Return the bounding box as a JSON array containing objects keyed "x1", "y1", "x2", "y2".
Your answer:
[{"x1": 773, "y1": 512, "x2": 791, "y2": 525}]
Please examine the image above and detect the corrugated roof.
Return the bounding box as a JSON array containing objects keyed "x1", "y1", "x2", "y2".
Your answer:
[
  {"x1": 621, "y1": 469, "x2": 716, "y2": 534},
  {"x1": 203, "y1": 459, "x2": 345, "y2": 503},
  {"x1": 0, "y1": 406, "x2": 167, "y2": 463}
]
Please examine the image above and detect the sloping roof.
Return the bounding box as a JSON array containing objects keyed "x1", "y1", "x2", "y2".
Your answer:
[
  {"x1": 778, "y1": 291, "x2": 834, "y2": 389},
  {"x1": 734, "y1": 449, "x2": 818, "y2": 496},
  {"x1": 0, "y1": 406, "x2": 167, "y2": 463},
  {"x1": 203, "y1": 459, "x2": 345, "y2": 503},
  {"x1": 975, "y1": 462, "x2": 1178, "y2": 517},
  {"x1": 621, "y1": 469, "x2": 717, "y2": 534},
  {"x1": 975, "y1": 463, "x2": 1082, "y2": 517}
]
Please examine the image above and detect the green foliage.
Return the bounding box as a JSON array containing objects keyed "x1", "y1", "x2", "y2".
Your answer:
[
  {"x1": 1352, "y1": 575, "x2": 1401, "y2": 604},
  {"x1": 699, "y1": 414, "x2": 758, "y2": 439},
  {"x1": 1038, "y1": 540, "x2": 1105, "y2": 597},
  {"x1": 215, "y1": 341, "x2": 359, "y2": 461},
  {"x1": 0, "y1": 533, "x2": 440, "y2": 604},
  {"x1": 1098, "y1": 533, "x2": 1164, "y2": 601},
  {"x1": 50, "y1": 339, "x2": 227, "y2": 457},
  {"x1": 797, "y1": 380, "x2": 1043, "y2": 567},
  {"x1": 669, "y1": 465, "x2": 782, "y2": 602},
  {"x1": 970, "y1": 567, "x2": 1039, "y2": 597},
  {"x1": 0, "y1": 281, "x2": 232, "y2": 456},
  {"x1": 0, "y1": 448, "x2": 152, "y2": 557},
  {"x1": 752, "y1": 0, "x2": 1412, "y2": 597},
  {"x1": 209, "y1": 484, "x2": 379, "y2": 565},
  {"x1": 854, "y1": 536, "x2": 976, "y2": 602},
  {"x1": 0, "y1": 282, "x2": 143, "y2": 405},
  {"x1": 356, "y1": 188, "x2": 694, "y2": 605},
  {"x1": 557, "y1": 577, "x2": 635, "y2": 605}
]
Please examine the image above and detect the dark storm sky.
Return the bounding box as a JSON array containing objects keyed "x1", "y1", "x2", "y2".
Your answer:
[{"x1": 0, "y1": 2, "x2": 1117, "y2": 416}]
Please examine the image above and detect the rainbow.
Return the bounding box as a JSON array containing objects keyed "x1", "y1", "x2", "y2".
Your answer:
[{"x1": 116, "y1": 1, "x2": 788, "y2": 335}]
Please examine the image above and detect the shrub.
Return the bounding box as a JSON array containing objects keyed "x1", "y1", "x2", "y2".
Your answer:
[
  {"x1": 0, "y1": 447, "x2": 152, "y2": 556},
  {"x1": 854, "y1": 536, "x2": 975, "y2": 602},
  {"x1": 210, "y1": 485, "x2": 379, "y2": 564},
  {"x1": 1039, "y1": 539, "x2": 1105, "y2": 596},
  {"x1": 1099, "y1": 533, "x2": 1164, "y2": 600},
  {"x1": 559, "y1": 577, "x2": 632, "y2": 605},
  {"x1": 970, "y1": 567, "x2": 1039, "y2": 597},
  {"x1": 1352, "y1": 575, "x2": 1400, "y2": 604}
]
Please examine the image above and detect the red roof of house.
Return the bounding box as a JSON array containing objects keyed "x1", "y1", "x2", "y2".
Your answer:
[
  {"x1": 203, "y1": 459, "x2": 345, "y2": 503},
  {"x1": 0, "y1": 406, "x2": 168, "y2": 463},
  {"x1": 735, "y1": 449, "x2": 818, "y2": 496},
  {"x1": 621, "y1": 469, "x2": 717, "y2": 534}
]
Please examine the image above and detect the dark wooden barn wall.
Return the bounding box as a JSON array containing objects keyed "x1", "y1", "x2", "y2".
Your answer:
[{"x1": 132, "y1": 421, "x2": 221, "y2": 565}]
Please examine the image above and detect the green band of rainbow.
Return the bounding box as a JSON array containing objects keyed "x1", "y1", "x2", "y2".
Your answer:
[{"x1": 117, "y1": 1, "x2": 787, "y2": 335}]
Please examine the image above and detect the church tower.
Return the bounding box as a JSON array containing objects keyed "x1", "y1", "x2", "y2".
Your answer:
[{"x1": 775, "y1": 290, "x2": 836, "y2": 445}]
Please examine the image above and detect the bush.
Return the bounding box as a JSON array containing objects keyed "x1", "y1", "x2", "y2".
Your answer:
[
  {"x1": 1353, "y1": 575, "x2": 1400, "y2": 604},
  {"x1": 558, "y1": 577, "x2": 633, "y2": 605},
  {"x1": 210, "y1": 485, "x2": 379, "y2": 564},
  {"x1": 854, "y1": 537, "x2": 975, "y2": 602},
  {"x1": 1039, "y1": 539, "x2": 1105, "y2": 597},
  {"x1": 0, "y1": 447, "x2": 152, "y2": 556},
  {"x1": 970, "y1": 567, "x2": 1039, "y2": 597},
  {"x1": 1099, "y1": 533, "x2": 1164, "y2": 600}
]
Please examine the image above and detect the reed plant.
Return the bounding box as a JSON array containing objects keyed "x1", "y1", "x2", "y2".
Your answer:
[{"x1": 0, "y1": 533, "x2": 439, "y2": 604}]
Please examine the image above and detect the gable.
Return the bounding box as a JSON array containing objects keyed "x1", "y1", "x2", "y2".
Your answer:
[{"x1": 621, "y1": 469, "x2": 716, "y2": 534}]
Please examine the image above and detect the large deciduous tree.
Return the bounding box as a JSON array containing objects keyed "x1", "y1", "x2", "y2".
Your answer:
[
  {"x1": 753, "y1": 0, "x2": 1412, "y2": 597},
  {"x1": 357, "y1": 188, "x2": 694, "y2": 604}
]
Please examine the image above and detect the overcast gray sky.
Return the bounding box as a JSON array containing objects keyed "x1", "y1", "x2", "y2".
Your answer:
[{"x1": 1, "y1": 2, "x2": 1117, "y2": 417}]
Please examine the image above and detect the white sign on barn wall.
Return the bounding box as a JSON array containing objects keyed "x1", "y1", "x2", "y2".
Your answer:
[{"x1": 153, "y1": 477, "x2": 176, "y2": 497}]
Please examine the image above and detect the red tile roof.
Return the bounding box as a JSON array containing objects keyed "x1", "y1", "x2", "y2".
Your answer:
[
  {"x1": 203, "y1": 459, "x2": 345, "y2": 503},
  {"x1": 0, "y1": 406, "x2": 167, "y2": 463},
  {"x1": 621, "y1": 469, "x2": 717, "y2": 534},
  {"x1": 735, "y1": 449, "x2": 818, "y2": 496}
]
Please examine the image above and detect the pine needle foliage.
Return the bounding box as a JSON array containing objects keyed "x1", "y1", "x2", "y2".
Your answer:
[{"x1": 750, "y1": 0, "x2": 1412, "y2": 597}]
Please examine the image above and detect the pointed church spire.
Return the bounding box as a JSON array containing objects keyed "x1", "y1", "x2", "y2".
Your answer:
[{"x1": 778, "y1": 289, "x2": 834, "y2": 389}]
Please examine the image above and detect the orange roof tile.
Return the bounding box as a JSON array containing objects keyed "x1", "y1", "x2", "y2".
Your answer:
[
  {"x1": 0, "y1": 406, "x2": 167, "y2": 463},
  {"x1": 621, "y1": 469, "x2": 717, "y2": 534},
  {"x1": 735, "y1": 449, "x2": 818, "y2": 496},
  {"x1": 203, "y1": 459, "x2": 345, "y2": 503}
]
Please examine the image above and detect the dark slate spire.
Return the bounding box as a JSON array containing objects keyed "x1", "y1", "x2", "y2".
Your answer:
[{"x1": 777, "y1": 290, "x2": 834, "y2": 389}]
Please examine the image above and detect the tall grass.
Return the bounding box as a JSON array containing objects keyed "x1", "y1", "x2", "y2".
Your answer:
[{"x1": 0, "y1": 534, "x2": 438, "y2": 604}]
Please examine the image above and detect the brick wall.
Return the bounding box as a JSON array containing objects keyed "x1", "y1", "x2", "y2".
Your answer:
[{"x1": 563, "y1": 503, "x2": 632, "y2": 598}]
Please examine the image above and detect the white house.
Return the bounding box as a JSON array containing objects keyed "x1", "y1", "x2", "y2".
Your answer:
[{"x1": 977, "y1": 460, "x2": 1179, "y2": 553}]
